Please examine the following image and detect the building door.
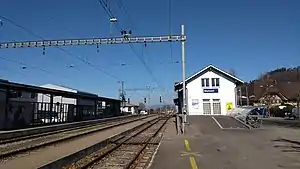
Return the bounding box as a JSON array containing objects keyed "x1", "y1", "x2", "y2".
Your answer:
[
  {"x1": 212, "y1": 99, "x2": 221, "y2": 115},
  {"x1": 202, "y1": 99, "x2": 211, "y2": 115}
]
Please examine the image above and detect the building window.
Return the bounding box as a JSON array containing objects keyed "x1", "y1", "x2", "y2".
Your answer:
[
  {"x1": 212, "y1": 78, "x2": 220, "y2": 87},
  {"x1": 203, "y1": 99, "x2": 211, "y2": 115},
  {"x1": 201, "y1": 78, "x2": 209, "y2": 87},
  {"x1": 212, "y1": 99, "x2": 221, "y2": 115}
]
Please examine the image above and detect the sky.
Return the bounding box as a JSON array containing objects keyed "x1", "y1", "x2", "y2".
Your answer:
[{"x1": 0, "y1": 0, "x2": 299, "y2": 105}]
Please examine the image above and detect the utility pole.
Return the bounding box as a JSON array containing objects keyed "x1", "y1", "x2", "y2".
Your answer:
[
  {"x1": 246, "y1": 85, "x2": 249, "y2": 106},
  {"x1": 124, "y1": 85, "x2": 161, "y2": 111},
  {"x1": 0, "y1": 25, "x2": 187, "y2": 127},
  {"x1": 109, "y1": 18, "x2": 117, "y2": 37},
  {"x1": 119, "y1": 80, "x2": 125, "y2": 113},
  {"x1": 181, "y1": 25, "x2": 187, "y2": 134}
]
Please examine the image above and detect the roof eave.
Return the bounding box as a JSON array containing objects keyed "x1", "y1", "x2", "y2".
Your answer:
[{"x1": 174, "y1": 65, "x2": 244, "y2": 88}]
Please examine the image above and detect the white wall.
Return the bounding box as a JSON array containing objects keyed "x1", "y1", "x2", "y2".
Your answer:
[
  {"x1": 120, "y1": 106, "x2": 137, "y2": 115},
  {"x1": 37, "y1": 84, "x2": 77, "y2": 106},
  {"x1": 40, "y1": 84, "x2": 77, "y2": 93},
  {"x1": 187, "y1": 71, "x2": 237, "y2": 115},
  {"x1": 0, "y1": 89, "x2": 6, "y2": 129},
  {"x1": 37, "y1": 94, "x2": 76, "y2": 106}
]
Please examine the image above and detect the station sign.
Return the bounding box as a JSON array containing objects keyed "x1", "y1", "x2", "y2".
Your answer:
[{"x1": 203, "y1": 89, "x2": 218, "y2": 93}]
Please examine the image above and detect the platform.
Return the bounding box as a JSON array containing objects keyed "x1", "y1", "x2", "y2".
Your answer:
[{"x1": 149, "y1": 116, "x2": 300, "y2": 169}]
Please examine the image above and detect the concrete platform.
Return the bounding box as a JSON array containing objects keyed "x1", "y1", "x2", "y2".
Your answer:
[
  {"x1": 0, "y1": 115, "x2": 140, "y2": 140},
  {"x1": 149, "y1": 116, "x2": 300, "y2": 169}
]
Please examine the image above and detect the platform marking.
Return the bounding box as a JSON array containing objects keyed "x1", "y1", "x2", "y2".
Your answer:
[
  {"x1": 183, "y1": 139, "x2": 199, "y2": 169},
  {"x1": 212, "y1": 116, "x2": 224, "y2": 129},
  {"x1": 181, "y1": 151, "x2": 201, "y2": 157}
]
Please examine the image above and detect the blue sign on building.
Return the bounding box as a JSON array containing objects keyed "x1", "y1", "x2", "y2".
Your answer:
[{"x1": 203, "y1": 89, "x2": 218, "y2": 93}]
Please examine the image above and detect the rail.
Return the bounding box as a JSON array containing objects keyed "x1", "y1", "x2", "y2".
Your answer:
[
  {"x1": 0, "y1": 115, "x2": 154, "y2": 159},
  {"x1": 0, "y1": 114, "x2": 140, "y2": 140},
  {"x1": 39, "y1": 113, "x2": 172, "y2": 169}
]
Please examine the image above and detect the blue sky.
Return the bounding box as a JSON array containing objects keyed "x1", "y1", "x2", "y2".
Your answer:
[{"x1": 0, "y1": 0, "x2": 299, "y2": 105}]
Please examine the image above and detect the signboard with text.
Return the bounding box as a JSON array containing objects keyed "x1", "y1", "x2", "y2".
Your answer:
[{"x1": 203, "y1": 89, "x2": 218, "y2": 93}]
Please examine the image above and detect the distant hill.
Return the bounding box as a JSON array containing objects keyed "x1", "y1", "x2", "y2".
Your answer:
[
  {"x1": 255, "y1": 67, "x2": 300, "y2": 83},
  {"x1": 245, "y1": 66, "x2": 300, "y2": 101}
]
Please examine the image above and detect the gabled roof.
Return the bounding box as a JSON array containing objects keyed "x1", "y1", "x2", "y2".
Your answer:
[
  {"x1": 41, "y1": 84, "x2": 98, "y2": 97},
  {"x1": 122, "y1": 102, "x2": 139, "y2": 107},
  {"x1": 175, "y1": 65, "x2": 244, "y2": 90}
]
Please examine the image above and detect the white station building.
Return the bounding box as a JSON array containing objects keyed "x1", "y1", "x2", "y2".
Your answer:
[{"x1": 174, "y1": 65, "x2": 244, "y2": 115}]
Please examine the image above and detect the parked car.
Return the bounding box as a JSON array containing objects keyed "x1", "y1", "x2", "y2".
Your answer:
[
  {"x1": 271, "y1": 104, "x2": 294, "y2": 117},
  {"x1": 285, "y1": 107, "x2": 300, "y2": 120}
]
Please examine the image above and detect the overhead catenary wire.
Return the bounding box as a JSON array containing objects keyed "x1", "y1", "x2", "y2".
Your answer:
[
  {"x1": 168, "y1": 0, "x2": 173, "y2": 62},
  {"x1": 0, "y1": 15, "x2": 119, "y2": 81},
  {"x1": 95, "y1": 0, "x2": 165, "y2": 91},
  {"x1": 116, "y1": 0, "x2": 136, "y2": 30},
  {"x1": 0, "y1": 55, "x2": 66, "y2": 78}
]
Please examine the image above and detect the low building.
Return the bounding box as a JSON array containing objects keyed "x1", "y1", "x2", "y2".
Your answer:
[
  {"x1": 0, "y1": 80, "x2": 121, "y2": 130},
  {"x1": 174, "y1": 65, "x2": 244, "y2": 115},
  {"x1": 121, "y1": 103, "x2": 139, "y2": 115},
  {"x1": 247, "y1": 81, "x2": 300, "y2": 106}
]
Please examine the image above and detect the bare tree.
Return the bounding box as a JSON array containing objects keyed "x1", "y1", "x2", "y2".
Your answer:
[{"x1": 228, "y1": 68, "x2": 237, "y2": 76}]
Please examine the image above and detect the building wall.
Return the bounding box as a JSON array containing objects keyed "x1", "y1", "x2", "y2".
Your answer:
[
  {"x1": 77, "y1": 98, "x2": 95, "y2": 106},
  {"x1": 120, "y1": 106, "x2": 138, "y2": 115},
  {"x1": 40, "y1": 84, "x2": 77, "y2": 93},
  {"x1": 38, "y1": 84, "x2": 77, "y2": 106},
  {"x1": 37, "y1": 94, "x2": 76, "y2": 105},
  {"x1": 0, "y1": 89, "x2": 6, "y2": 129},
  {"x1": 186, "y1": 71, "x2": 237, "y2": 115}
]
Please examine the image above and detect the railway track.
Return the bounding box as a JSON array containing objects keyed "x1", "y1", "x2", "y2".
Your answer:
[
  {"x1": 0, "y1": 115, "x2": 140, "y2": 145},
  {"x1": 0, "y1": 115, "x2": 153, "y2": 160},
  {"x1": 59, "y1": 114, "x2": 171, "y2": 169}
]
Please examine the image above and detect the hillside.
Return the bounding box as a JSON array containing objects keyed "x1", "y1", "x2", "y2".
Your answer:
[
  {"x1": 244, "y1": 67, "x2": 300, "y2": 102},
  {"x1": 256, "y1": 67, "x2": 300, "y2": 83}
]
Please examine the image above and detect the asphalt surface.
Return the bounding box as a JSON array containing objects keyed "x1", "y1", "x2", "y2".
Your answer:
[
  {"x1": 213, "y1": 115, "x2": 248, "y2": 129},
  {"x1": 149, "y1": 116, "x2": 300, "y2": 169},
  {"x1": 262, "y1": 117, "x2": 300, "y2": 128}
]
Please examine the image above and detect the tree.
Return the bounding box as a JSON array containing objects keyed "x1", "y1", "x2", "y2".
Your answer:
[{"x1": 228, "y1": 68, "x2": 236, "y2": 77}]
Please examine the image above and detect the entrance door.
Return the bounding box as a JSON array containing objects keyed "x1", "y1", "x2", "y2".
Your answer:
[
  {"x1": 212, "y1": 99, "x2": 221, "y2": 115},
  {"x1": 202, "y1": 99, "x2": 211, "y2": 115}
]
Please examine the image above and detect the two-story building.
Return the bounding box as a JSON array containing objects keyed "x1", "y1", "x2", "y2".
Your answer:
[{"x1": 174, "y1": 65, "x2": 244, "y2": 115}]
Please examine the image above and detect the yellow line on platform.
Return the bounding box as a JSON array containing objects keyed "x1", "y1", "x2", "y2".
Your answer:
[
  {"x1": 189, "y1": 156, "x2": 198, "y2": 169},
  {"x1": 184, "y1": 140, "x2": 191, "y2": 152},
  {"x1": 184, "y1": 140, "x2": 199, "y2": 169}
]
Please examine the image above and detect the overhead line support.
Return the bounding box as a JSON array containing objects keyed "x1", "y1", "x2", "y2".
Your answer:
[{"x1": 0, "y1": 35, "x2": 186, "y2": 49}]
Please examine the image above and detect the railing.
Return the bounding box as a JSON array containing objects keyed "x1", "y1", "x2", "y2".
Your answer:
[{"x1": 2, "y1": 100, "x2": 121, "y2": 130}]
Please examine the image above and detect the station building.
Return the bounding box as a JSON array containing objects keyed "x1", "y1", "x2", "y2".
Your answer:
[{"x1": 174, "y1": 65, "x2": 244, "y2": 115}]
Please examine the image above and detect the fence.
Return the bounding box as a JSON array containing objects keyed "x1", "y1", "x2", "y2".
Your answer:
[{"x1": 2, "y1": 100, "x2": 120, "y2": 130}]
